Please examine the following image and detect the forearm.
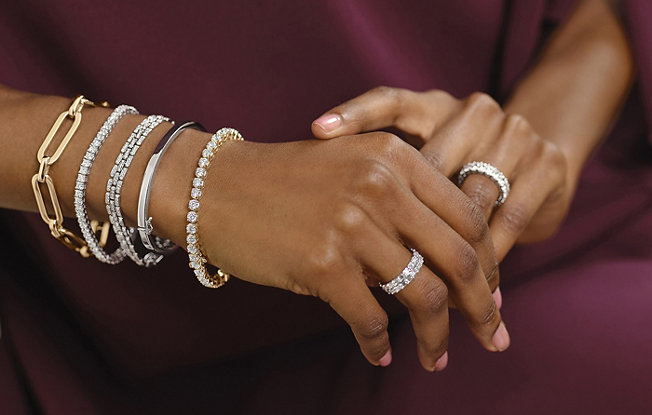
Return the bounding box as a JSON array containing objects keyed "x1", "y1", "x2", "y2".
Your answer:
[
  {"x1": 0, "y1": 85, "x2": 195, "y2": 244},
  {"x1": 504, "y1": 0, "x2": 633, "y2": 188}
]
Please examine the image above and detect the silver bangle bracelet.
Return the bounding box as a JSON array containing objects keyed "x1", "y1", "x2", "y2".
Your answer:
[
  {"x1": 74, "y1": 105, "x2": 139, "y2": 264},
  {"x1": 105, "y1": 114, "x2": 169, "y2": 267},
  {"x1": 137, "y1": 121, "x2": 206, "y2": 253}
]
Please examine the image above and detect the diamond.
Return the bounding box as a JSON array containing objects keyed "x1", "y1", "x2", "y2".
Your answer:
[
  {"x1": 194, "y1": 268, "x2": 205, "y2": 278},
  {"x1": 188, "y1": 199, "x2": 200, "y2": 210},
  {"x1": 198, "y1": 157, "x2": 209, "y2": 168},
  {"x1": 189, "y1": 254, "x2": 202, "y2": 263},
  {"x1": 206, "y1": 141, "x2": 217, "y2": 150},
  {"x1": 202, "y1": 149, "x2": 212, "y2": 158},
  {"x1": 190, "y1": 261, "x2": 200, "y2": 269},
  {"x1": 187, "y1": 211, "x2": 198, "y2": 222},
  {"x1": 186, "y1": 234, "x2": 197, "y2": 244},
  {"x1": 195, "y1": 167, "x2": 206, "y2": 178},
  {"x1": 186, "y1": 223, "x2": 197, "y2": 234},
  {"x1": 187, "y1": 244, "x2": 198, "y2": 254},
  {"x1": 192, "y1": 178, "x2": 204, "y2": 188},
  {"x1": 191, "y1": 188, "x2": 202, "y2": 199}
]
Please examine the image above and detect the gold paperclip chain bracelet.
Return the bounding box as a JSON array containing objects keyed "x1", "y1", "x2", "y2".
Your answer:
[{"x1": 31, "y1": 95, "x2": 111, "y2": 257}]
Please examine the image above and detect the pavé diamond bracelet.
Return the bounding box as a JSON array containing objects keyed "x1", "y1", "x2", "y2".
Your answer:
[
  {"x1": 74, "y1": 104, "x2": 138, "y2": 264},
  {"x1": 105, "y1": 115, "x2": 169, "y2": 267}
]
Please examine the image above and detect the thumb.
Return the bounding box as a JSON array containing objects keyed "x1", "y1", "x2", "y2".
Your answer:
[{"x1": 311, "y1": 86, "x2": 418, "y2": 139}]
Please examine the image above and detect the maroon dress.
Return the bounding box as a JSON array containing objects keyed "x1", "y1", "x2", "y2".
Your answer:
[{"x1": 0, "y1": 1, "x2": 651, "y2": 413}]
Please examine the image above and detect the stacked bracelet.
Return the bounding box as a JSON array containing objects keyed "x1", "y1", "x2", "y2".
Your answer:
[
  {"x1": 32, "y1": 95, "x2": 111, "y2": 257},
  {"x1": 75, "y1": 105, "x2": 139, "y2": 264},
  {"x1": 186, "y1": 127, "x2": 244, "y2": 288},
  {"x1": 105, "y1": 115, "x2": 169, "y2": 267},
  {"x1": 137, "y1": 121, "x2": 206, "y2": 254}
]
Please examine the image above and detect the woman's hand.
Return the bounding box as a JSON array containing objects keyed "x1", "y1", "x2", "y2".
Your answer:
[
  {"x1": 311, "y1": 87, "x2": 571, "y2": 261},
  {"x1": 159, "y1": 131, "x2": 509, "y2": 371}
]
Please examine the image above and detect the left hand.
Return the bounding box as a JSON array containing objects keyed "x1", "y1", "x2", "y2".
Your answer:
[{"x1": 311, "y1": 86, "x2": 572, "y2": 261}]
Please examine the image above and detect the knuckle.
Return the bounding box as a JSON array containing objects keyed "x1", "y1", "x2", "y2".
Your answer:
[
  {"x1": 465, "y1": 92, "x2": 502, "y2": 117},
  {"x1": 372, "y1": 85, "x2": 394, "y2": 96},
  {"x1": 413, "y1": 277, "x2": 449, "y2": 314},
  {"x1": 425, "y1": 88, "x2": 454, "y2": 102},
  {"x1": 454, "y1": 243, "x2": 481, "y2": 284},
  {"x1": 357, "y1": 312, "x2": 389, "y2": 341},
  {"x1": 486, "y1": 263, "x2": 500, "y2": 289},
  {"x1": 464, "y1": 180, "x2": 498, "y2": 217},
  {"x1": 421, "y1": 148, "x2": 444, "y2": 171},
  {"x1": 373, "y1": 131, "x2": 405, "y2": 155},
  {"x1": 372, "y1": 85, "x2": 404, "y2": 107},
  {"x1": 463, "y1": 201, "x2": 491, "y2": 244},
  {"x1": 303, "y1": 243, "x2": 345, "y2": 278},
  {"x1": 539, "y1": 141, "x2": 567, "y2": 180},
  {"x1": 333, "y1": 202, "x2": 367, "y2": 235},
  {"x1": 354, "y1": 159, "x2": 397, "y2": 197},
  {"x1": 477, "y1": 300, "x2": 499, "y2": 328},
  {"x1": 499, "y1": 203, "x2": 530, "y2": 235},
  {"x1": 504, "y1": 113, "x2": 533, "y2": 137}
]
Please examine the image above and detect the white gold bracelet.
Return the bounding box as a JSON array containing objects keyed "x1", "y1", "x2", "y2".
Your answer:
[
  {"x1": 74, "y1": 105, "x2": 138, "y2": 264},
  {"x1": 186, "y1": 127, "x2": 244, "y2": 288},
  {"x1": 137, "y1": 121, "x2": 206, "y2": 254},
  {"x1": 105, "y1": 115, "x2": 169, "y2": 267}
]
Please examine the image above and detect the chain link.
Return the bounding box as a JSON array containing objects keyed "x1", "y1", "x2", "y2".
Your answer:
[{"x1": 31, "y1": 95, "x2": 111, "y2": 257}]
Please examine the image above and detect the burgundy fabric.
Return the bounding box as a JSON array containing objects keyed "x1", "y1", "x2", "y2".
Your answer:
[{"x1": 0, "y1": 0, "x2": 651, "y2": 414}]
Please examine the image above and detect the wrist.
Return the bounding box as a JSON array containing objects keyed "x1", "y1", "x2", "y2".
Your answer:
[
  {"x1": 147, "y1": 126, "x2": 213, "y2": 246},
  {"x1": 81, "y1": 112, "x2": 174, "y2": 226}
]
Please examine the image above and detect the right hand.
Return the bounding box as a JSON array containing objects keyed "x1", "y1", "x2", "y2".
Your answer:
[{"x1": 161, "y1": 132, "x2": 509, "y2": 371}]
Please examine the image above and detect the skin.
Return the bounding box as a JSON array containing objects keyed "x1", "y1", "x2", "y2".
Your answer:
[
  {"x1": 0, "y1": 89, "x2": 505, "y2": 372},
  {"x1": 0, "y1": 0, "x2": 631, "y2": 372},
  {"x1": 312, "y1": 0, "x2": 633, "y2": 262}
]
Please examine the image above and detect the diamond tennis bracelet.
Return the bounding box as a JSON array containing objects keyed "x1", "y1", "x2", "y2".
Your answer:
[
  {"x1": 186, "y1": 127, "x2": 244, "y2": 288},
  {"x1": 74, "y1": 104, "x2": 138, "y2": 264}
]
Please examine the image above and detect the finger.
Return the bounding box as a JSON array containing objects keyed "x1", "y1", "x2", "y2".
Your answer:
[
  {"x1": 419, "y1": 92, "x2": 504, "y2": 174},
  {"x1": 386, "y1": 187, "x2": 508, "y2": 352},
  {"x1": 326, "y1": 277, "x2": 393, "y2": 367},
  {"x1": 458, "y1": 114, "x2": 534, "y2": 218},
  {"x1": 390, "y1": 148, "x2": 501, "y2": 292},
  {"x1": 344, "y1": 153, "x2": 505, "y2": 351},
  {"x1": 489, "y1": 143, "x2": 567, "y2": 261},
  {"x1": 311, "y1": 86, "x2": 459, "y2": 139},
  {"x1": 354, "y1": 226, "x2": 450, "y2": 372}
]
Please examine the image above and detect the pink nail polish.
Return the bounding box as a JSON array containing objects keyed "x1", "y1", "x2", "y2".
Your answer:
[
  {"x1": 492, "y1": 321, "x2": 511, "y2": 351},
  {"x1": 379, "y1": 349, "x2": 392, "y2": 367},
  {"x1": 313, "y1": 114, "x2": 342, "y2": 133},
  {"x1": 435, "y1": 351, "x2": 448, "y2": 371},
  {"x1": 493, "y1": 287, "x2": 503, "y2": 310}
]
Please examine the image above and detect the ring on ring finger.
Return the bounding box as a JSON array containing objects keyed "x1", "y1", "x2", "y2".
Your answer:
[{"x1": 457, "y1": 161, "x2": 510, "y2": 207}]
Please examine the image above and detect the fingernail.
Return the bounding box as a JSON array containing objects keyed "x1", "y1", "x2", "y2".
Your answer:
[
  {"x1": 493, "y1": 287, "x2": 503, "y2": 310},
  {"x1": 434, "y1": 351, "x2": 448, "y2": 371},
  {"x1": 313, "y1": 114, "x2": 342, "y2": 133},
  {"x1": 379, "y1": 349, "x2": 392, "y2": 367},
  {"x1": 492, "y1": 321, "x2": 511, "y2": 352}
]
